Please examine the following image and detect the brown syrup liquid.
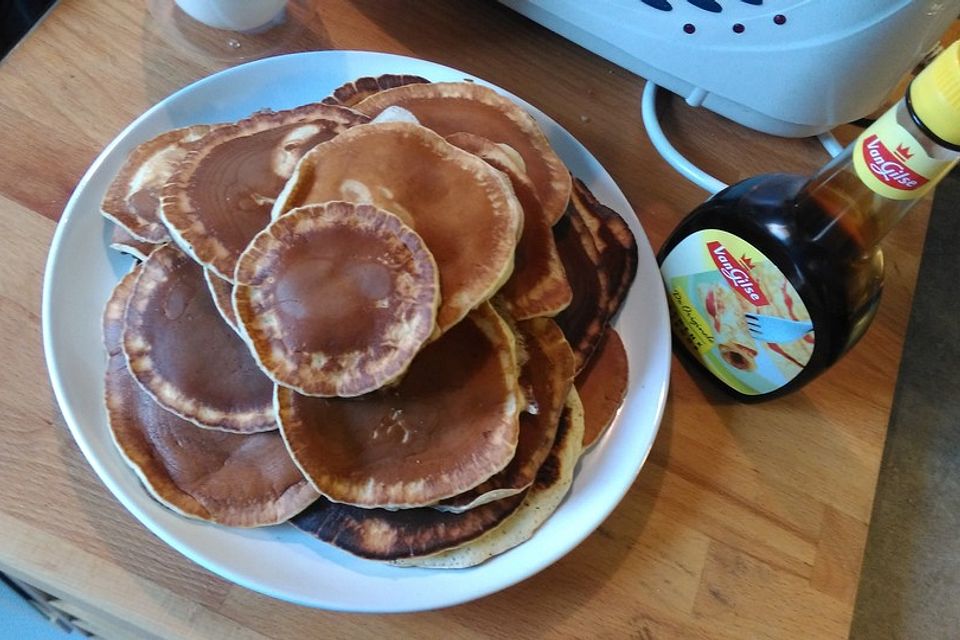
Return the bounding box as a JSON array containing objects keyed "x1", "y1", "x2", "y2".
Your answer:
[{"x1": 658, "y1": 173, "x2": 885, "y2": 400}]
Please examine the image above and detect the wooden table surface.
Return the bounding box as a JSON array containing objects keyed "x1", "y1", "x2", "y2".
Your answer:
[{"x1": 0, "y1": 1, "x2": 935, "y2": 638}]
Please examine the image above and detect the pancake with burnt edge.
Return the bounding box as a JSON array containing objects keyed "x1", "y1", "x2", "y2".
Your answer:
[{"x1": 553, "y1": 179, "x2": 637, "y2": 374}]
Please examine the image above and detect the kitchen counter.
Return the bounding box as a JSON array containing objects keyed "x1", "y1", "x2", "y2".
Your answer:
[{"x1": 0, "y1": 1, "x2": 938, "y2": 637}]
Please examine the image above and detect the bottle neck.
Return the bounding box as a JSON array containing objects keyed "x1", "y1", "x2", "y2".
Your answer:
[{"x1": 797, "y1": 96, "x2": 960, "y2": 253}]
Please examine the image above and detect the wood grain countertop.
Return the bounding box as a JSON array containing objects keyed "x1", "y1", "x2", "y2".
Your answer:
[{"x1": 0, "y1": 1, "x2": 938, "y2": 638}]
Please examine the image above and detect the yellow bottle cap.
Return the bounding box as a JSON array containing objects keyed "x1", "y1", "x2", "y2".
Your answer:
[{"x1": 910, "y1": 40, "x2": 960, "y2": 147}]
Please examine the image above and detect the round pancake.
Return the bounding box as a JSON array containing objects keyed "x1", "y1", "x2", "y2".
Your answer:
[
  {"x1": 576, "y1": 327, "x2": 628, "y2": 451},
  {"x1": 203, "y1": 268, "x2": 239, "y2": 334},
  {"x1": 161, "y1": 103, "x2": 368, "y2": 281},
  {"x1": 553, "y1": 200, "x2": 611, "y2": 374},
  {"x1": 110, "y1": 224, "x2": 164, "y2": 261},
  {"x1": 234, "y1": 202, "x2": 440, "y2": 397},
  {"x1": 569, "y1": 178, "x2": 638, "y2": 319},
  {"x1": 101, "y1": 125, "x2": 210, "y2": 244},
  {"x1": 291, "y1": 491, "x2": 524, "y2": 562},
  {"x1": 321, "y1": 74, "x2": 429, "y2": 107},
  {"x1": 272, "y1": 121, "x2": 522, "y2": 334},
  {"x1": 103, "y1": 265, "x2": 319, "y2": 527},
  {"x1": 277, "y1": 302, "x2": 522, "y2": 509},
  {"x1": 447, "y1": 132, "x2": 572, "y2": 320},
  {"x1": 436, "y1": 317, "x2": 575, "y2": 513},
  {"x1": 354, "y1": 82, "x2": 571, "y2": 226},
  {"x1": 122, "y1": 244, "x2": 275, "y2": 433},
  {"x1": 393, "y1": 387, "x2": 585, "y2": 568}
]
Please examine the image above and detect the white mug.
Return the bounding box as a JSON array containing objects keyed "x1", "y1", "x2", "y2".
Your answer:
[{"x1": 174, "y1": 0, "x2": 287, "y2": 32}]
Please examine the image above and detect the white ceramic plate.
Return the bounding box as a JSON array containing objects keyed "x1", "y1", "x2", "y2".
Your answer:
[{"x1": 42, "y1": 51, "x2": 670, "y2": 612}]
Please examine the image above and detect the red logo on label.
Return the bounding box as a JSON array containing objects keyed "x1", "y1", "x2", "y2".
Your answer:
[
  {"x1": 706, "y1": 241, "x2": 769, "y2": 306},
  {"x1": 862, "y1": 134, "x2": 928, "y2": 190}
]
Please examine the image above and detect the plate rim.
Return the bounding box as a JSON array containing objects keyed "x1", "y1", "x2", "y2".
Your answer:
[{"x1": 41, "y1": 49, "x2": 671, "y2": 612}]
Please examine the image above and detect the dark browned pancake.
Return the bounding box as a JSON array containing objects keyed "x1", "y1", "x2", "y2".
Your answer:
[
  {"x1": 103, "y1": 265, "x2": 319, "y2": 527},
  {"x1": 161, "y1": 104, "x2": 368, "y2": 281},
  {"x1": 234, "y1": 202, "x2": 440, "y2": 397},
  {"x1": 437, "y1": 317, "x2": 574, "y2": 512},
  {"x1": 569, "y1": 178, "x2": 638, "y2": 319},
  {"x1": 553, "y1": 180, "x2": 637, "y2": 373},
  {"x1": 321, "y1": 74, "x2": 430, "y2": 107},
  {"x1": 552, "y1": 201, "x2": 611, "y2": 373},
  {"x1": 276, "y1": 303, "x2": 522, "y2": 509},
  {"x1": 576, "y1": 327, "x2": 628, "y2": 451},
  {"x1": 122, "y1": 244, "x2": 275, "y2": 433},
  {"x1": 354, "y1": 82, "x2": 571, "y2": 227}
]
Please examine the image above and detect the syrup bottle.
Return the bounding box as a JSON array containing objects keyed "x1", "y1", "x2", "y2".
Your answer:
[{"x1": 658, "y1": 41, "x2": 960, "y2": 400}]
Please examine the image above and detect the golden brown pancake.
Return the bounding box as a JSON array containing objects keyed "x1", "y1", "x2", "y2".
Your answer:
[
  {"x1": 272, "y1": 122, "x2": 522, "y2": 334},
  {"x1": 291, "y1": 491, "x2": 525, "y2": 562},
  {"x1": 576, "y1": 327, "x2": 628, "y2": 451},
  {"x1": 122, "y1": 244, "x2": 275, "y2": 433},
  {"x1": 234, "y1": 202, "x2": 440, "y2": 397},
  {"x1": 436, "y1": 317, "x2": 574, "y2": 513},
  {"x1": 161, "y1": 104, "x2": 368, "y2": 281},
  {"x1": 354, "y1": 82, "x2": 571, "y2": 226},
  {"x1": 354, "y1": 82, "x2": 571, "y2": 228},
  {"x1": 569, "y1": 178, "x2": 638, "y2": 319},
  {"x1": 446, "y1": 132, "x2": 572, "y2": 320},
  {"x1": 103, "y1": 265, "x2": 319, "y2": 527},
  {"x1": 394, "y1": 387, "x2": 585, "y2": 568},
  {"x1": 110, "y1": 224, "x2": 163, "y2": 261},
  {"x1": 276, "y1": 302, "x2": 522, "y2": 509},
  {"x1": 101, "y1": 125, "x2": 210, "y2": 244},
  {"x1": 203, "y1": 268, "x2": 239, "y2": 334},
  {"x1": 321, "y1": 74, "x2": 430, "y2": 108}
]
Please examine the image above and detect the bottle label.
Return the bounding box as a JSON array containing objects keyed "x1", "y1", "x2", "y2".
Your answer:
[
  {"x1": 660, "y1": 229, "x2": 814, "y2": 396},
  {"x1": 852, "y1": 108, "x2": 952, "y2": 200}
]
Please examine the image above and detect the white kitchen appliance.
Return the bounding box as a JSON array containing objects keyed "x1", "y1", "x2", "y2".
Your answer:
[{"x1": 500, "y1": 0, "x2": 960, "y2": 137}]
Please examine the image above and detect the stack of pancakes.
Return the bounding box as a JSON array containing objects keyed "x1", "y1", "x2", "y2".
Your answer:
[{"x1": 99, "y1": 74, "x2": 637, "y2": 567}]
